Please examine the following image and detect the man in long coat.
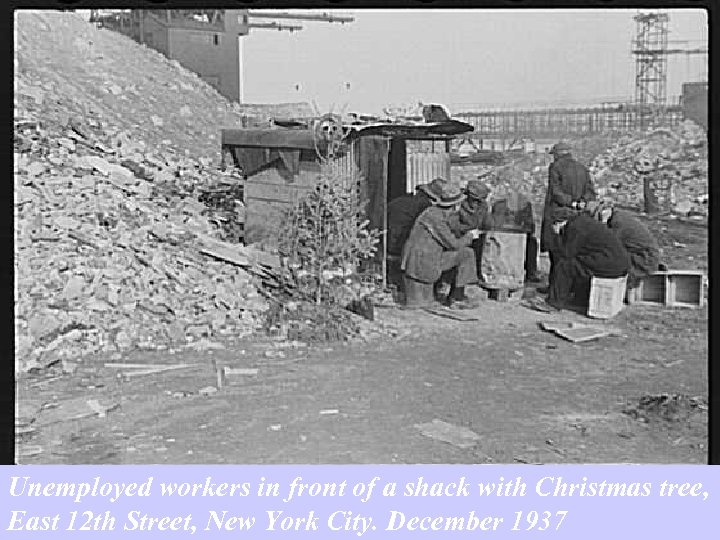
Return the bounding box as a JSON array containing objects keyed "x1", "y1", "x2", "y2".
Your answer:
[
  {"x1": 597, "y1": 201, "x2": 661, "y2": 288},
  {"x1": 541, "y1": 142, "x2": 596, "y2": 290},
  {"x1": 386, "y1": 178, "x2": 446, "y2": 257},
  {"x1": 449, "y1": 180, "x2": 493, "y2": 279},
  {"x1": 547, "y1": 207, "x2": 630, "y2": 309},
  {"x1": 402, "y1": 184, "x2": 480, "y2": 308}
]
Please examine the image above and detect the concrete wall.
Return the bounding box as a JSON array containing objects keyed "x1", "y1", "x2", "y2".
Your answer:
[{"x1": 167, "y1": 24, "x2": 240, "y2": 101}]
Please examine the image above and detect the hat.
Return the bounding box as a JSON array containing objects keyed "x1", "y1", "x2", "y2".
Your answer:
[
  {"x1": 416, "y1": 177, "x2": 447, "y2": 201},
  {"x1": 435, "y1": 184, "x2": 465, "y2": 207},
  {"x1": 550, "y1": 142, "x2": 571, "y2": 155},
  {"x1": 552, "y1": 207, "x2": 574, "y2": 223},
  {"x1": 465, "y1": 180, "x2": 490, "y2": 200}
]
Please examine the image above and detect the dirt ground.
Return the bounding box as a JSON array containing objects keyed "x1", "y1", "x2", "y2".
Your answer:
[{"x1": 16, "y1": 216, "x2": 708, "y2": 465}]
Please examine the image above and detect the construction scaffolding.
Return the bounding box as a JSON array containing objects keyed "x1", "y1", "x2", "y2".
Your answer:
[
  {"x1": 453, "y1": 104, "x2": 683, "y2": 140},
  {"x1": 633, "y1": 11, "x2": 670, "y2": 111},
  {"x1": 632, "y1": 10, "x2": 708, "y2": 129}
]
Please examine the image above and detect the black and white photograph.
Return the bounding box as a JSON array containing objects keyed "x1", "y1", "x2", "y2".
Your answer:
[{"x1": 13, "y1": 7, "x2": 709, "y2": 464}]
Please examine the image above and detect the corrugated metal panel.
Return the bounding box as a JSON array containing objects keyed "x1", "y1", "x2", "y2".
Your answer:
[{"x1": 406, "y1": 152, "x2": 450, "y2": 192}]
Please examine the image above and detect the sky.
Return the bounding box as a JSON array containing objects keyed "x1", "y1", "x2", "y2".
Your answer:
[{"x1": 241, "y1": 9, "x2": 708, "y2": 114}]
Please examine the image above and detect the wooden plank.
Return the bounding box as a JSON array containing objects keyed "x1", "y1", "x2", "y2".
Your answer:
[
  {"x1": 245, "y1": 182, "x2": 313, "y2": 204},
  {"x1": 423, "y1": 307, "x2": 480, "y2": 321},
  {"x1": 221, "y1": 129, "x2": 317, "y2": 150},
  {"x1": 245, "y1": 199, "x2": 291, "y2": 246},
  {"x1": 540, "y1": 322, "x2": 621, "y2": 343}
]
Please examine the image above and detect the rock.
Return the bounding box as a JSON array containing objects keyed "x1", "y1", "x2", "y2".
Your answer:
[
  {"x1": 12, "y1": 11, "x2": 284, "y2": 372},
  {"x1": 62, "y1": 276, "x2": 85, "y2": 300},
  {"x1": 25, "y1": 162, "x2": 46, "y2": 176}
]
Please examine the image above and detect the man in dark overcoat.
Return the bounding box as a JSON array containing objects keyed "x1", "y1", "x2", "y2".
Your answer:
[
  {"x1": 541, "y1": 142, "x2": 596, "y2": 290},
  {"x1": 386, "y1": 178, "x2": 446, "y2": 257},
  {"x1": 547, "y1": 207, "x2": 630, "y2": 309},
  {"x1": 402, "y1": 184, "x2": 480, "y2": 308},
  {"x1": 596, "y1": 201, "x2": 661, "y2": 288}
]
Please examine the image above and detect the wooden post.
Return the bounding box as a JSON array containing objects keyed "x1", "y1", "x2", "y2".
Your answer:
[{"x1": 643, "y1": 172, "x2": 660, "y2": 214}]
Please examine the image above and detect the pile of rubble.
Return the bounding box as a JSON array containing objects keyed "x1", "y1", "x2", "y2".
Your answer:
[
  {"x1": 14, "y1": 113, "x2": 272, "y2": 373},
  {"x1": 13, "y1": 11, "x2": 281, "y2": 373},
  {"x1": 450, "y1": 122, "x2": 707, "y2": 221},
  {"x1": 623, "y1": 393, "x2": 708, "y2": 424},
  {"x1": 589, "y1": 120, "x2": 708, "y2": 216}
]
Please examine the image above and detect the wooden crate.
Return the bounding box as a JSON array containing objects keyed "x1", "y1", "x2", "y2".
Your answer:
[
  {"x1": 626, "y1": 270, "x2": 705, "y2": 308},
  {"x1": 588, "y1": 275, "x2": 628, "y2": 319}
]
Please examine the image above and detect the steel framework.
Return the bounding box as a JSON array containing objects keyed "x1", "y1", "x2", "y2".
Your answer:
[{"x1": 633, "y1": 11, "x2": 670, "y2": 110}]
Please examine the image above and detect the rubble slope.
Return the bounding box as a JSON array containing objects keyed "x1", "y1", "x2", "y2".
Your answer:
[{"x1": 14, "y1": 11, "x2": 275, "y2": 373}]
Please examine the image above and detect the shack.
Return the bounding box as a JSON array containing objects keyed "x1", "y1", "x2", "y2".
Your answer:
[{"x1": 221, "y1": 118, "x2": 474, "y2": 277}]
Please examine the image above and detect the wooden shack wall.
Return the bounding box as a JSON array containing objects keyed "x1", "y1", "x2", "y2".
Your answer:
[{"x1": 244, "y1": 162, "x2": 321, "y2": 246}]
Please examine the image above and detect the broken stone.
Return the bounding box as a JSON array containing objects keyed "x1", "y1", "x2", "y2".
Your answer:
[{"x1": 415, "y1": 419, "x2": 481, "y2": 449}]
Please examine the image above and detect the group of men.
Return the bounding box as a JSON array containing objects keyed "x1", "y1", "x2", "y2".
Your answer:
[
  {"x1": 386, "y1": 141, "x2": 662, "y2": 312},
  {"x1": 540, "y1": 142, "x2": 662, "y2": 311}
]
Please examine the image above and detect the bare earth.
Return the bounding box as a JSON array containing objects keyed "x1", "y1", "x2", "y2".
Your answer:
[{"x1": 17, "y1": 261, "x2": 707, "y2": 465}]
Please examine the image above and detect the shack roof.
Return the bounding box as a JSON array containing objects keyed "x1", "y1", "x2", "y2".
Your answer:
[{"x1": 221, "y1": 119, "x2": 474, "y2": 149}]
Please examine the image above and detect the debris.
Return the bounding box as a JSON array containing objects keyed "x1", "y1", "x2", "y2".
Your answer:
[
  {"x1": 423, "y1": 306, "x2": 480, "y2": 321},
  {"x1": 119, "y1": 364, "x2": 202, "y2": 379},
  {"x1": 414, "y1": 419, "x2": 481, "y2": 449},
  {"x1": 35, "y1": 397, "x2": 119, "y2": 426},
  {"x1": 540, "y1": 321, "x2": 621, "y2": 343},
  {"x1": 104, "y1": 362, "x2": 198, "y2": 369},
  {"x1": 223, "y1": 367, "x2": 259, "y2": 376},
  {"x1": 15, "y1": 425, "x2": 37, "y2": 440},
  {"x1": 623, "y1": 394, "x2": 707, "y2": 424},
  {"x1": 268, "y1": 424, "x2": 282, "y2": 431},
  {"x1": 16, "y1": 445, "x2": 44, "y2": 459},
  {"x1": 589, "y1": 120, "x2": 708, "y2": 216},
  {"x1": 186, "y1": 339, "x2": 226, "y2": 351},
  {"x1": 14, "y1": 11, "x2": 281, "y2": 373},
  {"x1": 198, "y1": 386, "x2": 218, "y2": 396},
  {"x1": 319, "y1": 409, "x2": 340, "y2": 415},
  {"x1": 513, "y1": 457, "x2": 541, "y2": 464}
]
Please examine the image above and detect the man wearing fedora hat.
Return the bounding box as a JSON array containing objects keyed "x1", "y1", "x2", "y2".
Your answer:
[
  {"x1": 402, "y1": 184, "x2": 481, "y2": 309},
  {"x1": 450, "y1": 179, "x2": 494, "y2": 280},
  {"x1": 540, "y1": 142, "x2": 596, "y2": 293},
  {"x1": 544, "y1": 206, "x2": 630, "y2": 310},
  {"x1": 386, "y1": 177, "x2": 447, "y2": 258}
]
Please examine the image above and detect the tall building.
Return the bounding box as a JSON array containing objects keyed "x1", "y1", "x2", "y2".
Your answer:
[{"x1": 93, "y1": 10, "x2": 249, "y2": 102}]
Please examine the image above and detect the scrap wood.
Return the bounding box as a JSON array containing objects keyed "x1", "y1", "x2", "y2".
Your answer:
[
  {"x1": 104, "y1": 362, "x2": 200, "y2": 369},
  {"x1": 35, "y1": 397, "x2": 119, "y2": 426},
  {"x1": 16, "y1": 445, "x2": 43, "y2": 458},
  {"x1": 119, "y1": 364, "x2": 203, "y2": 378},
  {"x1": 199, "y1": 243, "x2": 250, "y2": 267},
  {"x1": 223, "y1": 367, "x2": 259, "y2": 376},
  {"x1": 423, "y1": 306, "x2": 480, "y2": 321},
  {"x1": 415, "y1": 419, "x2": 481, "y2": 449},
  {"x1": 540, "y1": 321, "x2": 622, "y2": 343}
]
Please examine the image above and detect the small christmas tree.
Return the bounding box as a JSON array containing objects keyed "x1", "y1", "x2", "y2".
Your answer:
[{"x1": 278, "y1": 159, "x2": 380, "y2": 306}]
